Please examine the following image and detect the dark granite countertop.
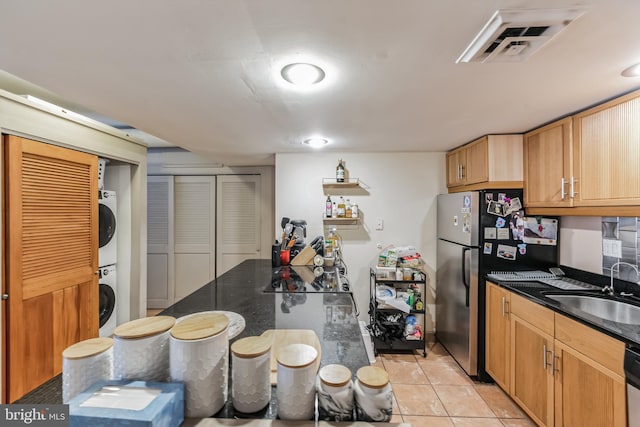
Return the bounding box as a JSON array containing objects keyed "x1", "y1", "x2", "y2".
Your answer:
[
  {"x1": 488, "y1": 266, "x2": 640, "y2": 347},
  {"x1": 17, "y1": 258, "x2": 370, "y2": 420}
]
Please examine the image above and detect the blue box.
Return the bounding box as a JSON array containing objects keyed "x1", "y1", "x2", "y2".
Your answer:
[{"x1": 69, "y1": 380, "x2": 184, "y2": 427}]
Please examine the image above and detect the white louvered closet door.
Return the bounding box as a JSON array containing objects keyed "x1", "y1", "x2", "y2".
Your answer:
[
  {"x1": 216, "y1": 175, "x2": 262, "y2": 276},
  {"x1": 174, "y1": 176, "x2": 216, "y2": 300},
  {"x1": 147, "y1": 176, "x2": 174, "y2": 308}
]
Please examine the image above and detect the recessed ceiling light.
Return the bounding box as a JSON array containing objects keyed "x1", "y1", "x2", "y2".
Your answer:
[
  {"x1": 303, "y1": 138, "x2": 329, "y2": 148},
  {"x1": 621, "y1": 62, "x2": 640, "y2": 77},
  {"x1": 281, "y1": 63, "x2": 325, "y2": 85}
]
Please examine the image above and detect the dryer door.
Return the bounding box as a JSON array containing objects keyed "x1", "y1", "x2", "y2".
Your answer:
[
  {"x1": 99, "y1": 202, "x2": 116, "y2": 248},
  {"x1": 99, "y1": 283, "x2": 116, "y2": 327}
]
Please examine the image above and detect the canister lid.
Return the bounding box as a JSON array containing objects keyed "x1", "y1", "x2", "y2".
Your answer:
[
  {"x1": 113, "y1": 316, "x2": 176, "y2": 339},
  {"x1": 356, "y1": 366, "x2": 390, "y2": 389},
  {"x1": 62, "y1": 337, "x2": 113, "y2": 360},
  {"x1": 276, "y1": 343, "x2": 318, "y2": 369},
  {"x1": 319, "y1": 364, "x2": 352, "y2": 387},
  {"x1": 171, "y1": 313, "x2": 229, "y2": 340},
  {"x1": 231, "y1": 336, "x2": 272, "y2": 358}
]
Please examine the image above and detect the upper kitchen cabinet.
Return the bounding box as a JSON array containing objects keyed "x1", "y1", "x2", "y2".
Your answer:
[
  {"x1": 524, "y1": 89, "x2": 640, "y2": 215},
  {"x1": 446, "y1": 134, "x2": 523, "y2": 192},
  {"x1": 572, "y1": 90, "x2": 640, "y2": 207},
  {"x1": 523, "y1": 118, "x2": 573, "y2": 208}
]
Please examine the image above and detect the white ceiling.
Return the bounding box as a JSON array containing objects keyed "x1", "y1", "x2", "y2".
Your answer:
[{"x1": 0, "y1": 0, "x2": 639, "y2": 166}]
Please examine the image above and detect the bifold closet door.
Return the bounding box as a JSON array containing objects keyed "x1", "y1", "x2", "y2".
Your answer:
[
  {"x1": 4, "y1": 135, "x2": 98, "y2": 402},
  {"x1": 216, "y1": 175, "x2": 262, "y2": 276},
  {"x1": 173, "y1": 176, "x2": 216, "y2": 301},
  {"x1": 146, "y1": 176, "x2": 174, "y2": 309}
]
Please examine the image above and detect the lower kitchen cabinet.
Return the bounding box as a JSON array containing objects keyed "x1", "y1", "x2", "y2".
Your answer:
[
  {"x1": 485, "y1": 281, "x2": 626, "y2": 427},
  {"x1": 485, "y1": 282, "x2": 510, "y2": 391}
]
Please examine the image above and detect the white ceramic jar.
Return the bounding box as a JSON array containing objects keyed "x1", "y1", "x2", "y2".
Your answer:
[
  {"x1": 316, "y1": 364, "x2": 354, "y2": 421},
  {"x1": 354, "y1": 365, "x2": 393, "y2": 422},
  {"x1": 276, "y1": 343, "x2": 318, "y2": 420},
  {"x1": 113, "y1": 316, "x2": 175, "y2": 382},
  {"x1": 231, "y1": 335, "x2": 272, "y2": 413},
  {"x1": 62, "y1": 337, "x2": 114, "y2": 403},
  {"x1": 170, "y1": 312, "x2": 230, "y2": 418}
]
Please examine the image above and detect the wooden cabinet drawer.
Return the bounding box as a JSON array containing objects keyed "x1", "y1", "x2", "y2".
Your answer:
[
  {"x1": 554, "y1": 313, "x2": 624, "y2": 377},
  {"x1": 510, "y1": 292, "x2": 554, "y2": 336}
]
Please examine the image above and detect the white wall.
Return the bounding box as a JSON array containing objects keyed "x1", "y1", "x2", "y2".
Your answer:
[
  {"x1": 275, "y1": 152, "x2": 447, "y2": 331},
  {"x1": 559, "y1": 216, "x2": 603, "y2": 274}
]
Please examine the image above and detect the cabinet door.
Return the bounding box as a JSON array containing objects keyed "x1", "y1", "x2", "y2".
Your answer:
[
  {"x1": 510, "y1": 314, "x2": 554, "y2": 427},
  {"x1": 573, "y1": 91, "x2": 640, "y2": 206},
  {"x1": 485, "y1": 282, "x2": 510, "y2": 391},
  {"x1": 523, "y1": 118, "x2": 573, "y2": 207},
  {"x1": 465, "y1": 137, "x2": 489, "y2": 185},
  {"x1": 446, "y1": 148, "x2": 466, "y2": 187},
  {"x1": 554, "y1": 340, "x2": 626, "y2": 427}
]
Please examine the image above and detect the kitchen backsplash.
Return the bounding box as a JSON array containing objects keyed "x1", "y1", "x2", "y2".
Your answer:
[{"x1": 602, "y1": 217, "x2": 640, "y2": 281}]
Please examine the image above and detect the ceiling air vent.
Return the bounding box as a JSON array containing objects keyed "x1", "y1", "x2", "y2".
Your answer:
[{"x1": 456, "y1": 8, "x2": 587, "y2": 63}]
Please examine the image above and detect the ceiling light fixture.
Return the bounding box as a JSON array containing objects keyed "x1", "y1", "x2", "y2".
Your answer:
[
  {"x1": 303, "y1": 138, "x2": 329, "y2": 148},
  {"x1": 281, "y1": 63, "x2": 325, "y2": 85},
  {"x1": 621, "y1": 62, "x2": 640, "y2": 77}
]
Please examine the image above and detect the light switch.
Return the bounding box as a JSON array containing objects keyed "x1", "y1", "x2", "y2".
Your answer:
[{"x1": 375, "y1": 218, "x2": 384, "y2": 231}]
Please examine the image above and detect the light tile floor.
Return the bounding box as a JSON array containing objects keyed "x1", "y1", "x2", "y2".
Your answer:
[{"x1": 375, "y1": 341, "x2": 536, "y2": 426}]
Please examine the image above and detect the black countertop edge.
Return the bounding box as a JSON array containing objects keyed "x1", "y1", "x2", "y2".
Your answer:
[{"x1": 487, "y1": 271, "x2": 640, "y2": 347}]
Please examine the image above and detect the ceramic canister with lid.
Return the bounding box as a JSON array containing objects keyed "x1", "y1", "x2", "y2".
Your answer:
[
  {"x1": 354, "y1": 365, "x2": 393, "y2": 422},
  {"x1": 230, "y1": 335, "x2": 272, "y2": 413},
  {"x1": 316, "y1": 363, "x2": 354, "y2": 421},
  {"x1": 62, "y1": 337, "x2": 114, "y2": 403},
  {"x1": 170, "y1": 312, "x2": 230, "y2": 418},
  {"x1": 113, "y1": 316, "x2": 175, "y2": 382},
  {"x1": 276, "y1": 343, "x2": 318, "y2": 420}
]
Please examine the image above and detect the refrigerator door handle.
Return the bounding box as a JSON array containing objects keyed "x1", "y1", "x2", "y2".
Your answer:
[{"x1": 461, "y1": 247, "x2": 471, "y2": 307}]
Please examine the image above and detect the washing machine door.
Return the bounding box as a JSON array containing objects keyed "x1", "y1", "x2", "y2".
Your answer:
[
  {"x1": 99, "y1": 203, "x2": 116, "y2": 248},
  {"x1": 99, "y1": 283, "x2": 116, "y2": 327}
]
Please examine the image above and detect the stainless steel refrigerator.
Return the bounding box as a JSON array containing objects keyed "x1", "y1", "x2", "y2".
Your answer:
[{"x1": 436, "y1": 190, "x2": 558, "y2": 380}]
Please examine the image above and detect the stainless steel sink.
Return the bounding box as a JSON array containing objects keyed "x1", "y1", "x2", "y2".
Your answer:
[{"x1": 546, "y1": 294, "x2": 640, "y2": 324}]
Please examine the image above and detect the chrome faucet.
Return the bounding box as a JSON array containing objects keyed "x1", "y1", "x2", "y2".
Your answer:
[{"x1": 603, "y1": 261, "x2": 640, "y2": 296}]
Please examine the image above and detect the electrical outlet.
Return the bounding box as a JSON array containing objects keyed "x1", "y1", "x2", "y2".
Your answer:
[
  {"x1": 603, "y1": 239, "x2": 622, "y2": 258},
  {"x1": 375, "y1": 218, "x2": 383, "y2": 231}
]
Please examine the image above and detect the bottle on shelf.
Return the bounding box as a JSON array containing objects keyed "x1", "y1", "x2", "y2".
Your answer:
[
  {"x1": 414, "y1": 293, "x2": 424, "y2": 311},
  {"x1": 345, "y1": 199, "x2": 352, "y2": 218},
  {"x1": 332, "y1": 202, "x2": 337, "y2": 218},
  {"x1": 336, "y1": 159, "x2": 345, "y2": 183},
  {"x1": 351, "y1": 202, "x2": 358, "y2": 218},
  {"x1": 325, "y1": 196, "x2": 332, "y2": 218},
  {"x1": 337, "y1": 197, "x2": 346, "y2": 218}
]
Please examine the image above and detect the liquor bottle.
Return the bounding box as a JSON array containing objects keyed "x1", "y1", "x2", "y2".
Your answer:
[
  {"x1": 336, "y1": 159, "x2": 345, "y2": 183},
  {"x1": 345, "y1": 199, "x2": 352, "y2": 218},
  {"x1": 352, "y1": 202, "x2": 359, "y2": 218},
  {"x1": 325, "y1": 196, "x2": 332, "y2": 218}
]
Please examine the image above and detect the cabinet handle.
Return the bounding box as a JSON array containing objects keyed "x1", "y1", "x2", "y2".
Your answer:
[
  {"x1": 570, "y1": 176, "x2": 578, "y2": 197},
  {"x1": 561, "y1": 177, "x2": 567, "y2": 200},
  {"x1": 501, "y1": 297, "x2": 509, "y2": 317},
  {"x1": 460, "y1": 165, "x2": 465, "y2": 179},
  {"x1": 543, "y1": 345, "x2": 548, "y2": 370},
  {"x1": 553, "y1": 352, "x2": 560, "y2": 375}
]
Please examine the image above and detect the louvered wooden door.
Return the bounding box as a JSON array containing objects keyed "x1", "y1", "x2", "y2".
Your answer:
[{"x1": 4, "y1": 135, "x2": 98, "y2": 402}]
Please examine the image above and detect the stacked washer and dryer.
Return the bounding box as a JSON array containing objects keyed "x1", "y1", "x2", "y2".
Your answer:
[{"x1": 98, "y1": 159, "x2": 118, "y2": 337}]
